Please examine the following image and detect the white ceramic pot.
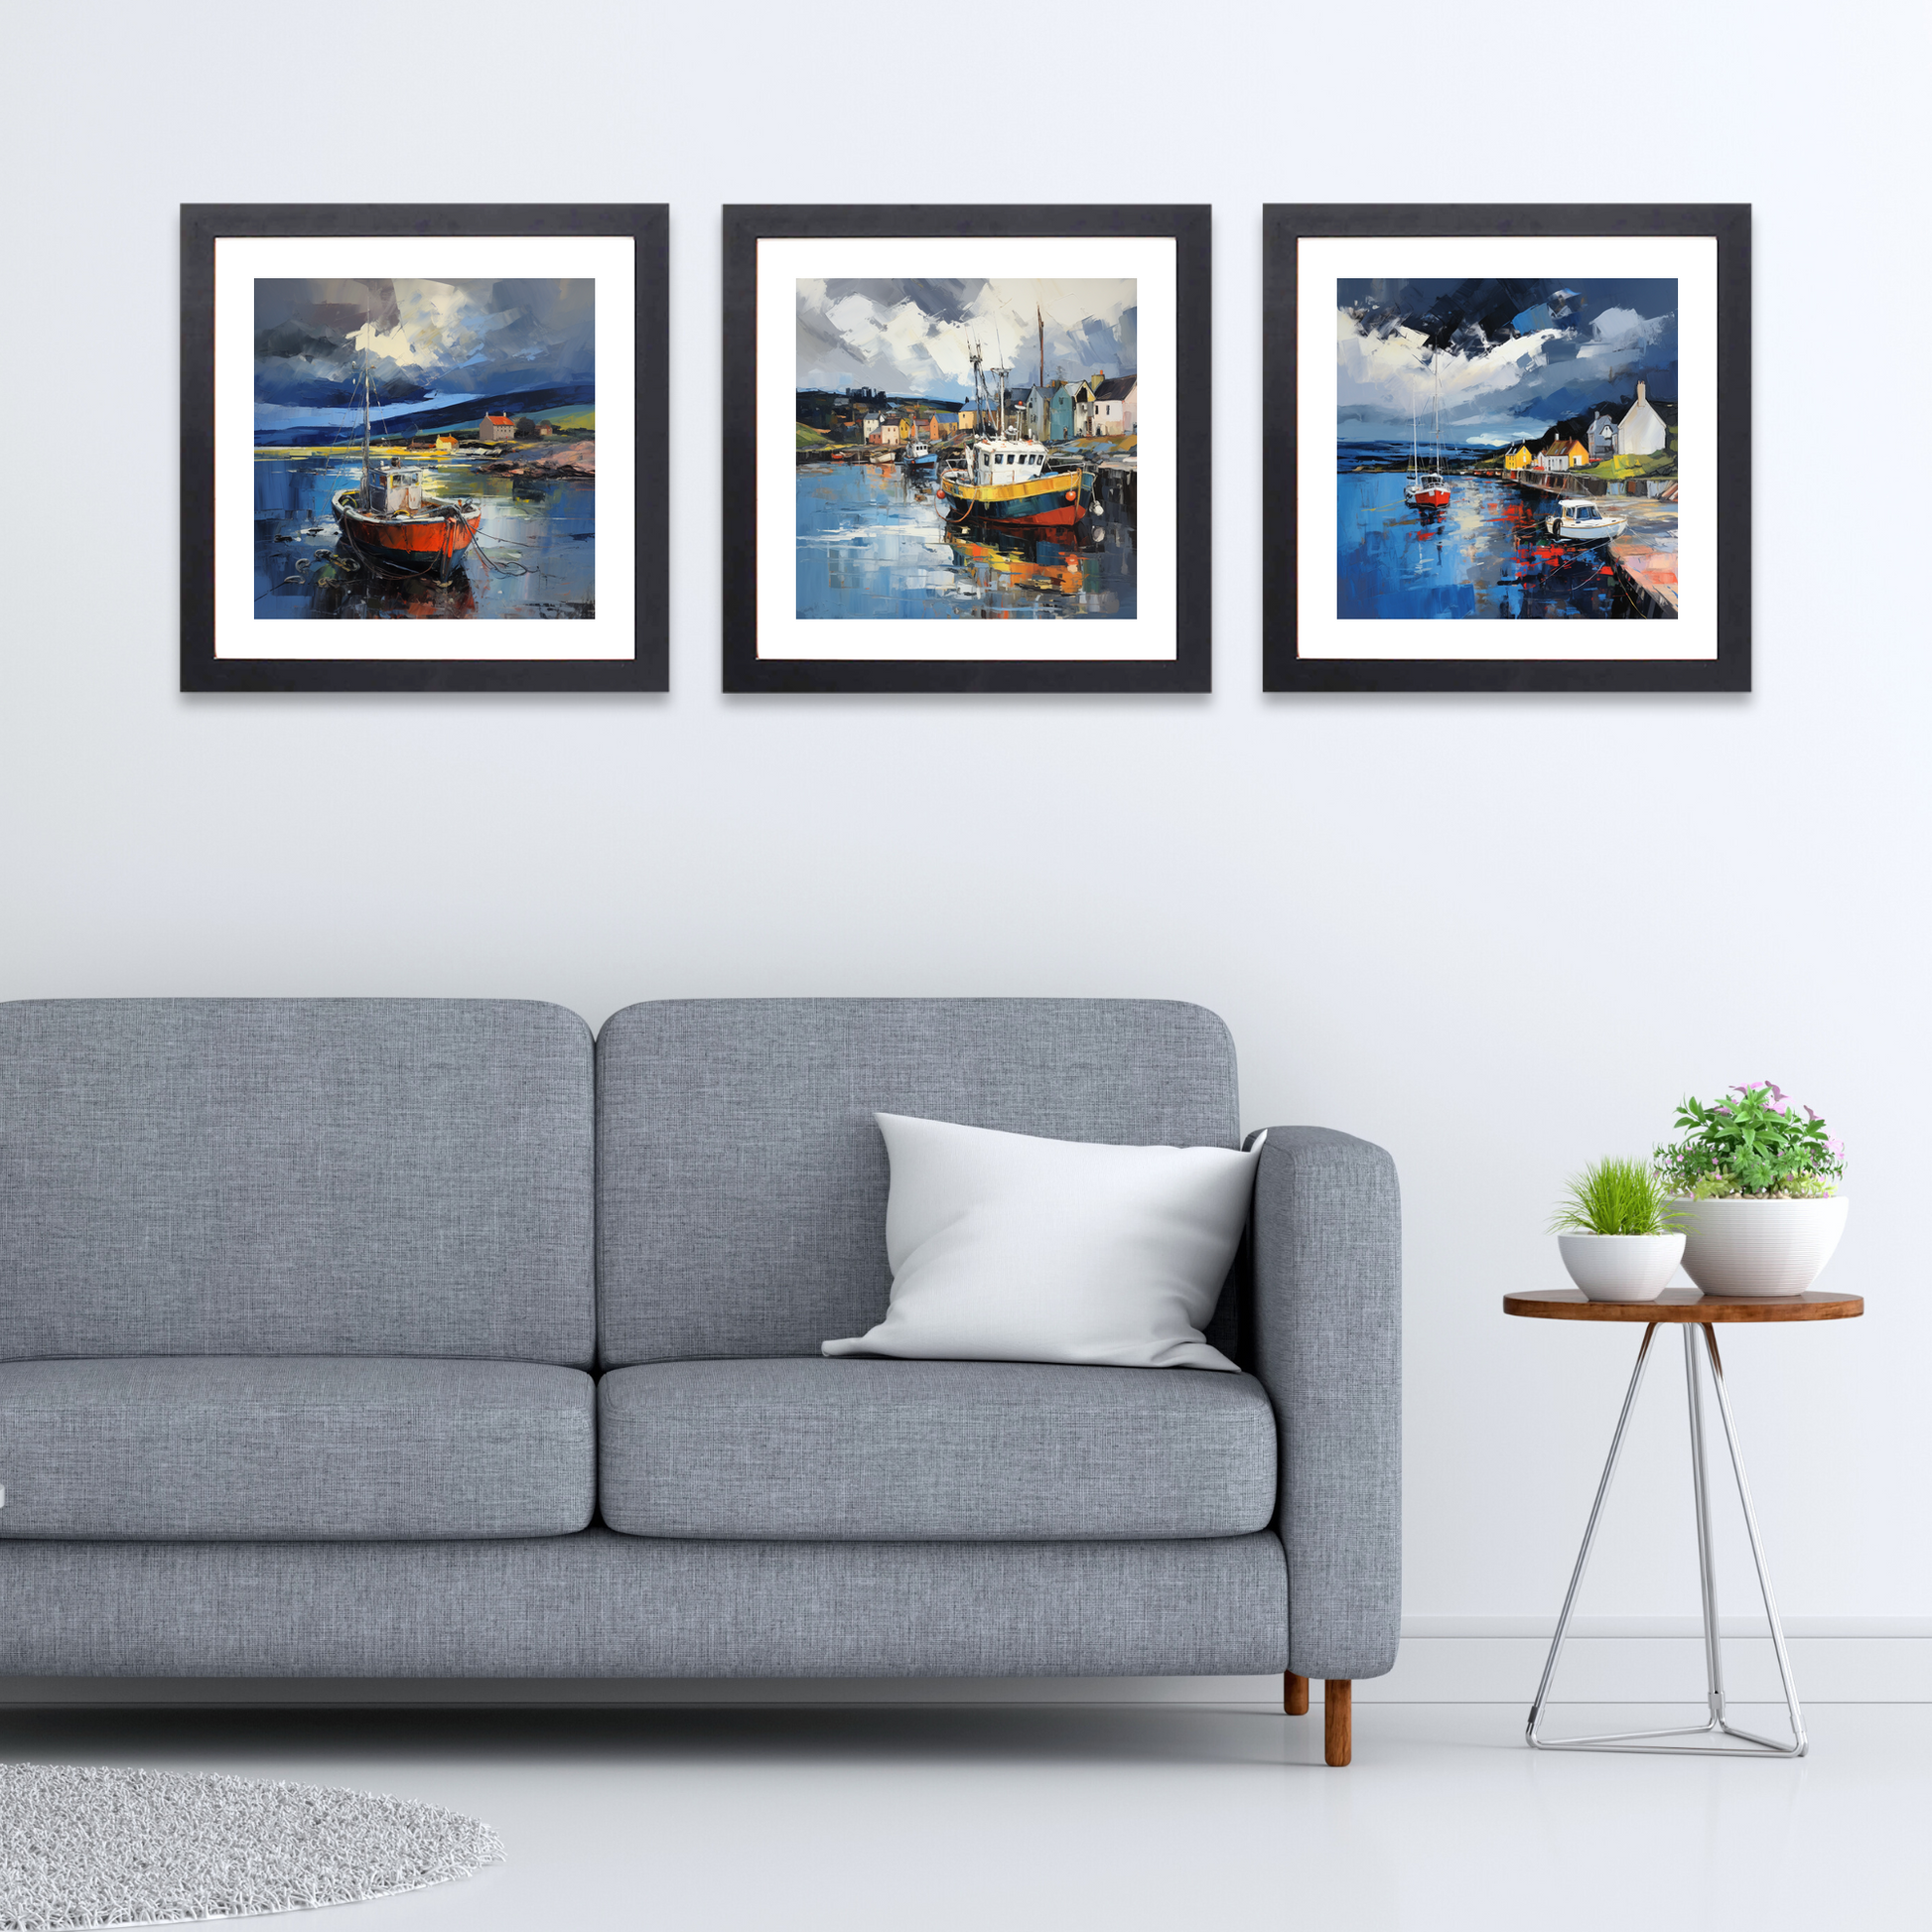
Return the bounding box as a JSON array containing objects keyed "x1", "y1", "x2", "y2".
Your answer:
[
  {"x1": 1670, "y1": 1195, "x2": 1850, "y2": 1298},
  {"x1": 1557, "y1": 1232, "x2": 1687, "y2": 1303}
]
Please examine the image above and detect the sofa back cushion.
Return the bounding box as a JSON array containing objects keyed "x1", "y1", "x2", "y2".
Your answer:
[
  {"x1": 0, "y1": 1000, "x2": 594, "y2": 1364},
  {"x1": 595, "y1": 999, "x2": 1240, "y2": 1366}
]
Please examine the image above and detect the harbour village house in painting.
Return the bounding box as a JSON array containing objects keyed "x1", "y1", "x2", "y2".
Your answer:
[
  {"x1": 1022, "y1": 381, "x2": 1078, "y2": 444},
  {"x1": 1067, "y1": 374, "x2": 1137, "y2": 439},
  {"x1": 479, "y1": 413, "x2": 515, "y2": 445},
  {"x1": 1615, "y1": 381, "x2": 1669, "y2": 457},
  {"x1": 1534, "y1": 437, "x2": 1591, "y2": 473},
  {"x1": 1090, "y1": 375, "x2": 1137, "y2": 437},
  {"x1": 793, "y1": 366, "x2": 1134, "y2": 456},
  {"x1": 1503, "y1": 445, "x2": 1534, "y2": 472}
]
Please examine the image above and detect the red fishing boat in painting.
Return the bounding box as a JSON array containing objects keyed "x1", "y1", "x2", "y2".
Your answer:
[
  {"x1": 332, "y1": 472, "x2": 483, "y2": 578},
  {"x1": 331, "y1": 336, "x2": 483, "y2": 580},
  {"x1": 1402, "y1": 356, "x2": 1452, "y2": 510}
]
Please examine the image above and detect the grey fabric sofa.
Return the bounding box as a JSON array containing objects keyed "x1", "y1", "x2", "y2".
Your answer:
[{"x1": 0, "y1": 997, "x2": 1400, "y2": 1763}]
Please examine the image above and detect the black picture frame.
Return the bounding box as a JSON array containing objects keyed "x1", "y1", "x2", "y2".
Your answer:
[
  {"x1": 723, "y1": 205, "x2": 1211, "y2": 694},
  {"x1": 1263, "y1": 204, "x2": 1750, "y2": 693},
  {"x1": 181, "y1": 203, "x2": 668, "y2": 692}
]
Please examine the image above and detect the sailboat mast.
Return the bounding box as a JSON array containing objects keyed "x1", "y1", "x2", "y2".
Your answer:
[{"x1": 359, "y1": 315, "x2": 372, "y2": 510}]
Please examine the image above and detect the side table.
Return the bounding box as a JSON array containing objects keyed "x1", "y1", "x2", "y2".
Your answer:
[{"x1": 1504, "y1": 1287, "x2": 1863, "y2": 1757}]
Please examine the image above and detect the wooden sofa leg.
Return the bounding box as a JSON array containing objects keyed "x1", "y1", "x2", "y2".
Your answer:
[
  {"x1": 1284, "y1": 1672, "x2": 1310, "y2": 1716},
  {"x1": 1323, "y1": 1681, "x2": 1352, "y2": 1766}
]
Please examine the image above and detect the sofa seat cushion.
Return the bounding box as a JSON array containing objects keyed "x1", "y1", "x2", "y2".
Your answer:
[
  {"x1": 0, "y1": 1358, "x2": 594, "y2": 1540},
  {"x1": 598, "y1": 1357, "x2": 1277, "y2": 1540}
]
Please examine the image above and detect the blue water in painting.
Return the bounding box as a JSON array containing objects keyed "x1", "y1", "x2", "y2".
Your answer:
[
  {"x1": 1335, "y1": 441, "x2": 1661, "y2": 621},
  {"x1": 796, "y1": 459, "x2": 1135, "y2": 621},
  {"x1": 253, "y1": 453, "x2": 595, "y2": 620}
]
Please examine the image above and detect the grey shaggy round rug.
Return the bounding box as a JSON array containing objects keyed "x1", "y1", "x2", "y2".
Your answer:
[{"x1": 0, "y1": 1762, "x2": 505, "y2": 1930}]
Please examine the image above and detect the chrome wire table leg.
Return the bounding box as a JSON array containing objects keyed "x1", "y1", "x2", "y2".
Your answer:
[
  {"x1": 1700, "y1": 1323, "x2": 1808, "y2": 1756},
  {"x1": 1526, "y1": 1322, "x2": 1657, "y2": 1747},
  {"x1": 1686, "y1": 1322, "x2": 1726, "y2": 1736},
  {"x1": 1528, "y1": 1319, "x2": 1809, "y2": 1756}
]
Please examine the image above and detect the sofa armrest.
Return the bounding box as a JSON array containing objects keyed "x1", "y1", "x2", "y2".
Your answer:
[{"x1": 1248, "y1": 1125, "x2": 1402, "y2": 1681}]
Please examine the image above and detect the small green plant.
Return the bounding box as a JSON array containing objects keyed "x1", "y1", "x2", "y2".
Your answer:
[
  {"x1": 1549, "y1": 1157, "x2": 1683, "y2": 1237},
  {"x1": 1653, "y1": 1081, "x2": 1845, "y2": 1199}
]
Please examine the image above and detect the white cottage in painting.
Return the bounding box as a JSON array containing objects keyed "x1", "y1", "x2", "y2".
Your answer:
[
  {"x1": 1615, "y1": 381, "x2": 1669, "y2": 457},
  {"x1": 1091, "y1": 375, "x2": 1137, "y2": 436}
]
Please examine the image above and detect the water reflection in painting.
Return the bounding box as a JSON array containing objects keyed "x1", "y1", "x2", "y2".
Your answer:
[{"x1": 796, "y1": 458, "x2": 1135, "y2": 621}]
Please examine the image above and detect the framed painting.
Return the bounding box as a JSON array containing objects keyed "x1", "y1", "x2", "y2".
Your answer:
[
  {"x1": 1263, "y1": 205, "x2": 1750, "y2": 692},
  {"x1": 182, "y1": 204, "x2": 667, "y2": 692},
  {"x1": 722, "y1": 205, "x2": 1210, "y2": 693}
]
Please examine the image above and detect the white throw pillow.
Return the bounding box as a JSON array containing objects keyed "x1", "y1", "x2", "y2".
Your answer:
[{"x1": 822, "y1": 1114, "x2": 1263, "y2": 1372}]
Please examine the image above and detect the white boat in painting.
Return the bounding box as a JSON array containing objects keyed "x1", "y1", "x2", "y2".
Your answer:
[{"x1": 1543, "y1": 497, "x2": 1628, "y2": 543}]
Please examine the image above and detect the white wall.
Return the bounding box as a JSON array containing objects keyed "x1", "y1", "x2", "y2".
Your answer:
[{"x1": 4, "y1": 2, "x2": 1924, "y2": 1687}]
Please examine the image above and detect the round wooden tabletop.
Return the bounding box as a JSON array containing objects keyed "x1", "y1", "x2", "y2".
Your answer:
[{"x1": 1504, "y1": 1287, "x2": 1863, "y2": 1323}]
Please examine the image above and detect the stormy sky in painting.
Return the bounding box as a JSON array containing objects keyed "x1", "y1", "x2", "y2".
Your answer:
[
  {"x1": 797, "y1": 278, "x2": 1135, "y2": 398},
  {"x1": 253, "y1": 278, "x2": 595, "y2": 433},
  {"x1": 1337, "y1": 277, "x2": 1677, "y2": 443}
]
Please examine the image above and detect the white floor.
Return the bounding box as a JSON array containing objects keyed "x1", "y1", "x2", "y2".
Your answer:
[{"x1": 3, "y1": 1700, "x2": 1925, "y2": 1931}]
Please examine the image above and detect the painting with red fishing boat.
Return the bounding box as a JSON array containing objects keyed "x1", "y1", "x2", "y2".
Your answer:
[
  {"x1": 1264, "y1": 203, "x2": 1750, "y2": 694},
  {"x1": 181, "y1": 203, "x2": 668, "y2": 692},
  {"x1": 248, "y1": 272, "x2": 598, "y2": 621}
]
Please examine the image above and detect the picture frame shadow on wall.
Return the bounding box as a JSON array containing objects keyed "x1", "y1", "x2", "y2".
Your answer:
[
  {"x1": 181, "y1": 204, "x2": 668, "y2": 692},
  {"x1": 722, "y1": 205, "x2": 1210, "y2": 694},
  {"x1": 1263, "y1": 204, "x2": 1750, "y2": 693}
]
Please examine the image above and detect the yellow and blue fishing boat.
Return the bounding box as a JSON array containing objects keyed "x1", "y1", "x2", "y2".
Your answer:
[{"x1": 940, "y1": 345, "x2": 1093, "y2": 529}]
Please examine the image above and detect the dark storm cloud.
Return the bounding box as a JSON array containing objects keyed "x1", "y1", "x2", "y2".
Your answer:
[{"x1": 253, "y1": 277, "x2": 595, "y2": 410}]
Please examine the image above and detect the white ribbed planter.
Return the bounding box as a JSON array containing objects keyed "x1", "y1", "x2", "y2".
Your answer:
[
  {"x1": 1557, "y1": 1231, "x2": 1687, "y2": 1302},
  {"x1": 1670, "y1": 1194, "x2": 1850, "y2": 1298}
]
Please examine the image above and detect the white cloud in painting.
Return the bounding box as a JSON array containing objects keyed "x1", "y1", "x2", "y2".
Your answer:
[
  {"x1": 1577, "y1": 306, "x2": 1672, "y2": 358},
  {"x1": 797, "y1": 277, "x2": 1136, "y2": 396},
  {"x1": 351, "y1": 281, "x2": 516, "y2": 372},
  {"x1": 1336, "y1": 309, "x2": 1569, "y2": 414}
]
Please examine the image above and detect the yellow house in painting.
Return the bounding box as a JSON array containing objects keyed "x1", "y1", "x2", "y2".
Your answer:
[
  {"x1": 1502, "y1": 445, "x2": 1533, "y2": 471},
  {"x1": 1558, "y1": 438, "x2": 1591, "y2": 468}
]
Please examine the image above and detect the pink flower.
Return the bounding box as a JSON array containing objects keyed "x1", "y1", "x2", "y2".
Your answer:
[{"x1": 1827, "y1": 1138, "x2": 1845, "y2": 1156}]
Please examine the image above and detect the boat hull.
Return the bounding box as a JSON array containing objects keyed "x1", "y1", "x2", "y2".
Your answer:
[
  {"x1": 332, "y1": 489, "x2": 483, "y2": 566},
  {"x1": 1543, "y1": 517, "x2": 1626, "y2": 543},
  {"x1": 942, "y1": 467, "x2": 1093, "y2": 526}
]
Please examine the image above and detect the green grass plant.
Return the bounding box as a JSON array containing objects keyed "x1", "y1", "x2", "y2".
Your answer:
[{"x1": 1549, "y1": 1157, "x2": 1683, "y2": 1237}]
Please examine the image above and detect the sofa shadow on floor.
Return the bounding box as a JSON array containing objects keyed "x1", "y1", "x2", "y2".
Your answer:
[{"x1": 0, "y1": 1704, "x2": 1316, "y2": 1774}]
